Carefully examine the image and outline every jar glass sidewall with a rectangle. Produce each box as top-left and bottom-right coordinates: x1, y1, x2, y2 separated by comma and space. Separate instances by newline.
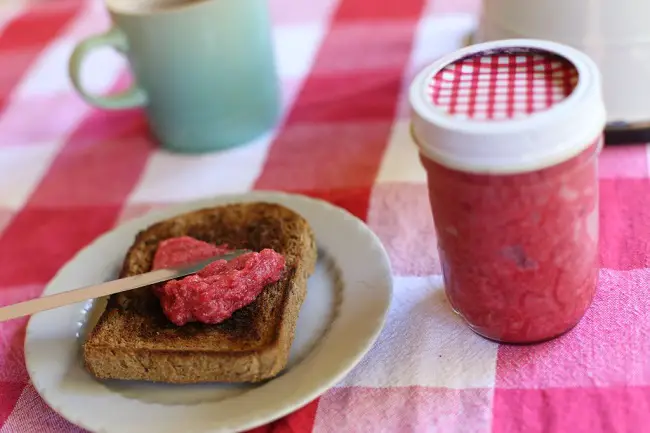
420, 138, 601, 344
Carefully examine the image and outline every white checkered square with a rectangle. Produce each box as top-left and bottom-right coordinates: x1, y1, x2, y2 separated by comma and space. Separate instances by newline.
408, 14, 477, 78
273, 23, 328, 79
375, 121, 427, 183
337, 275, 498, 388
128, 131, 274, 203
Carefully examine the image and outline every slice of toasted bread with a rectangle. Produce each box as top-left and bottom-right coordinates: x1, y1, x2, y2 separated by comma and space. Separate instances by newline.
83, 202, 317, 384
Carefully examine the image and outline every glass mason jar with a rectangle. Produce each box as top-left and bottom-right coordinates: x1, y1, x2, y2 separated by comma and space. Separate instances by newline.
409, 39, 606, 344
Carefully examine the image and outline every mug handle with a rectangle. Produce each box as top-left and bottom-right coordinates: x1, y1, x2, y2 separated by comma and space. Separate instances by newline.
68, 27, 148, 110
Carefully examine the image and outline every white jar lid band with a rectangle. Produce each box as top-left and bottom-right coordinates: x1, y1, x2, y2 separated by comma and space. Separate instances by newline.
410, 39, 606, 174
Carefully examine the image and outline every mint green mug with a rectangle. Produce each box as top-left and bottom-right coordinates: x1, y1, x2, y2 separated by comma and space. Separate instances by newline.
69, 0, 280, 153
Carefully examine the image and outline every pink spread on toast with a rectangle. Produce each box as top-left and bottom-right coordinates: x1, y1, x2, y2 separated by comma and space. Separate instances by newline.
152, 236, 232, 270
151, 236, 285, 326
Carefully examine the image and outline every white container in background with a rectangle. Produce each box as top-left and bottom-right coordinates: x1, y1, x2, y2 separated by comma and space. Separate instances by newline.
475, 0, 650, 125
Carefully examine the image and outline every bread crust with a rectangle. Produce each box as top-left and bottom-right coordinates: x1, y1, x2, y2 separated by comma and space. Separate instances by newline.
83, 202, 317, 383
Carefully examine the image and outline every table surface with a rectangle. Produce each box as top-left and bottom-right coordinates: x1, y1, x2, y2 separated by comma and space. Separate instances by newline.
0, 0, 648, 431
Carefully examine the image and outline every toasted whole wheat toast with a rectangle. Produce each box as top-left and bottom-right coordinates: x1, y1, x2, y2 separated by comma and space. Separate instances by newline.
83, 202, 317, 384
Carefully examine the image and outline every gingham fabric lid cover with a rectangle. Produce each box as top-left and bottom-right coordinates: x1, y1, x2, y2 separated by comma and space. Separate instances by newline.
428, 49, 579, 121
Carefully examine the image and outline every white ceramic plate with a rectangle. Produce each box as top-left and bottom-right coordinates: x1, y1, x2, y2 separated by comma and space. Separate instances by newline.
24, 191, 393, 433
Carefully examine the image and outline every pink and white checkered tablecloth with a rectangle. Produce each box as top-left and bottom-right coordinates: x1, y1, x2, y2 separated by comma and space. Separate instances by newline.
0, 0, 648, 431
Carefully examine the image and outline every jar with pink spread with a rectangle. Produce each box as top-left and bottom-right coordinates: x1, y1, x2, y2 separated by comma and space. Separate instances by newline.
409, 40, 606, 344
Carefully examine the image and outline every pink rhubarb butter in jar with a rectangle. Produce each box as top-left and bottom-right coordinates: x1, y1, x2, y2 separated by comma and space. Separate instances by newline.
409, 40, 606, 344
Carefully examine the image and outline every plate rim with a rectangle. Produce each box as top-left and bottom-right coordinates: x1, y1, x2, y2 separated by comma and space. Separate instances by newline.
24, 190, 393, 433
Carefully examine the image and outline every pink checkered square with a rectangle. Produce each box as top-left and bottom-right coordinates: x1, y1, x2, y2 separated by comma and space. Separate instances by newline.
288, 69, 407, 122
254, 121, 392, 190
428, 49, 578, 120
0, 94, 88, 147
27, 110, 153, 207
315, 386, 493, 432
312, 21, 423, 74
367, 183, 440, 276
0, 316, 30, 384
598, 145, 649, 179
0, 48, 47, 97
0, 285, 43, 383
492, 387, 650, 433
0, 207, 125, 286
496, 269, 650, 389
335, 0, 424, 20
599, 179, 650, 270
0, 381, 24, 430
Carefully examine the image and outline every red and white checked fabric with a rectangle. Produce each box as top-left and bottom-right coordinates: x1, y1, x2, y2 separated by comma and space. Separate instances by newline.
0, 0, 649, 432
429, 49, 579, 120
